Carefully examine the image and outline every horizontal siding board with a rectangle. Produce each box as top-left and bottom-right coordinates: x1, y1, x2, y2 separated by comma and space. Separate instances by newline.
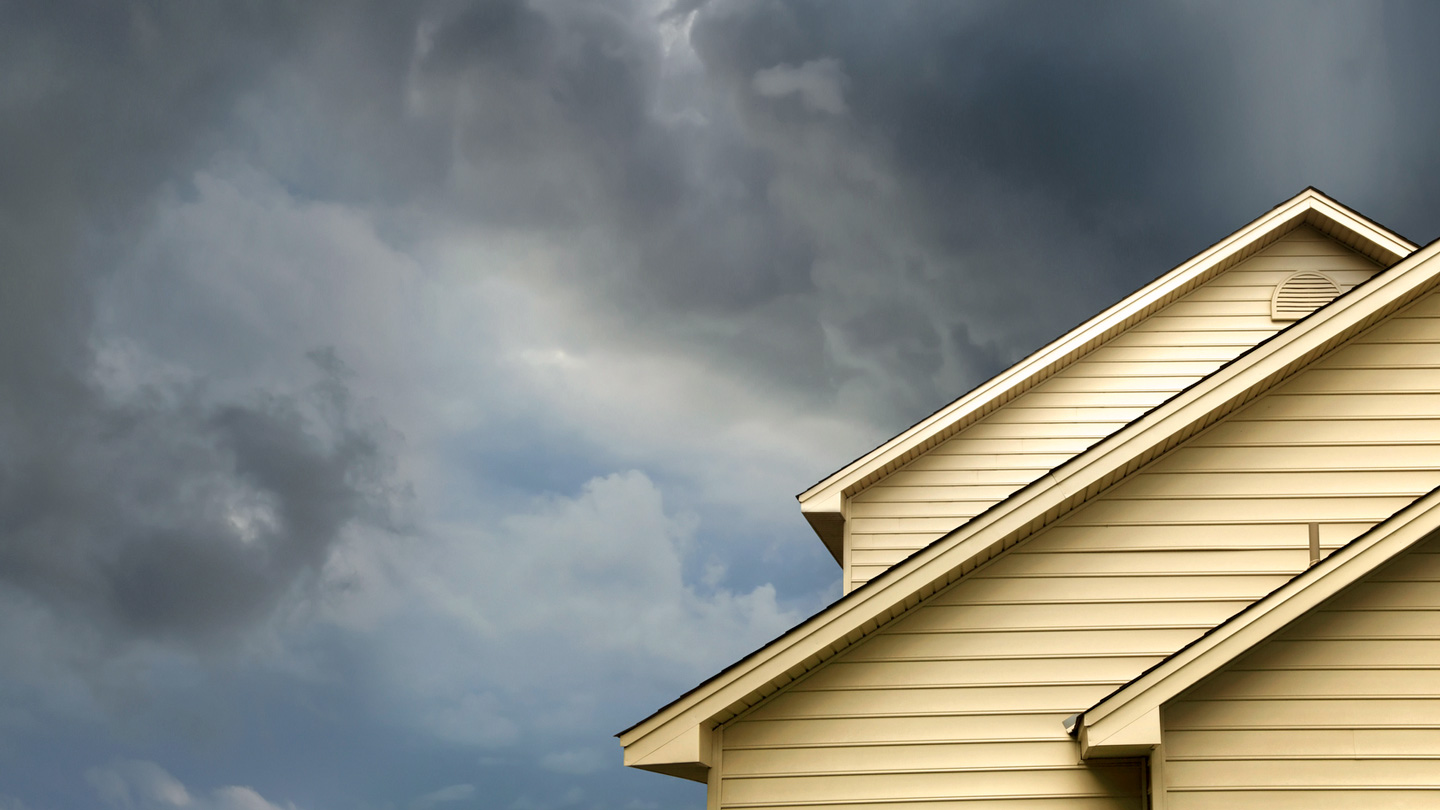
885, 601, 1247, 633
1206, 265, 1375, 283
978, 391, 1173, 409
979, 406, 1154, 424
722, 713, 1072, 748
851, 563, 911, 582
1109, 470, 1440, 498
798, 657, 1165, 690
979, 549, 1306, 577
741, 683, 1109, 721
1145, 444, 1440, 472
860, 469, 1042, 487
900, 453, 1075, 473
1193, 419, 1440, 446
852, 517, 979, 534
1062, 360, 1228, 377
1272, 367, 1440, 393
1167, 791, 1440, 810
1084, 343, 1257, 360
1338, 581, 1440, 609
844, 628, 1206, 661
1247, 238, 1373, 257
1029, 523, 1359, 549
1152, 300, 1269, 318
1167, 757, 1440, 788
1198, 668, 1440, 698
722, 740, 1080, 774
1240, 639, 1440, 669
1124, 317, 1286, 333
1166, 728, 1440, 759
720, 767, 1140, 805
1101, 330, 1279, 348
1063, 496, 1417, 525
1029, 375, 1203, 393
936, 422, 1123, 440
851, 498, 1014, 518
1175, 289, 1277, 306
718, 799, 1139, 810
1314, 340, 1440, 368
878, 437, 1099, 456
933, 574, 1291, 604
1238, 391, 1440, 418
1287, 608, 1440, 638
1394, 291, 1440, 318
852, 548, 954, 568
1350, 316, 1440, 342
1167, 698, 1440, 730
854, 486, 1032, 504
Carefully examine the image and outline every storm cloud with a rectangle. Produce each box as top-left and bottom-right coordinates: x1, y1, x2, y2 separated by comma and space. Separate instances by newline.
3, 1, 1440, 808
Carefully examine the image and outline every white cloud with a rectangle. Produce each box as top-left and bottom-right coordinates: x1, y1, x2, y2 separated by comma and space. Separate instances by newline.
423, 691, 521, 748
409, 783, 476, 810
305, 468, 803, 767
436, 470, 798, 671
753, 58, 849, 114
539, 748, 606, 776
85, 761, 295, 810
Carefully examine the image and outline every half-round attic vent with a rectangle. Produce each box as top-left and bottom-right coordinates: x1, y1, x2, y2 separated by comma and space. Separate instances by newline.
1272, 271, 1341, 321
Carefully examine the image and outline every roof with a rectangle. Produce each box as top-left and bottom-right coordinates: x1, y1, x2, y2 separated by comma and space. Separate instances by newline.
620, 196, 1436, 777
1077, 481, 1440, 759
797, 188, 1418, 562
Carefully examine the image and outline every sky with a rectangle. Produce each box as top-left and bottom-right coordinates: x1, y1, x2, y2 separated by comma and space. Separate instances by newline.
3, 1, 1440, 808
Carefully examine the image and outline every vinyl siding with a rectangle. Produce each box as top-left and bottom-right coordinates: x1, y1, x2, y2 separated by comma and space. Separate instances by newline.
1159, 532, 1440, 809
847, 226, 1384, 591
714, 287, 1440, 809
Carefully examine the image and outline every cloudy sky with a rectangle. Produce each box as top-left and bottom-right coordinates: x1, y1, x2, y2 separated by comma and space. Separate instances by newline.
4, 1, 1440, 808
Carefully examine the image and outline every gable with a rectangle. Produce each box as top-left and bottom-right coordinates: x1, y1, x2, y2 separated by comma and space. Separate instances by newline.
1157, 529, 1440, 808
800, 190, 1416, 571
845, 224, 1388, 591
682, 282, 1440, 806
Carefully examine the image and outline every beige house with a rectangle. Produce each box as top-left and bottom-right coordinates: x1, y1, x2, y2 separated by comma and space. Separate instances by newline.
620, 189, 1440, 808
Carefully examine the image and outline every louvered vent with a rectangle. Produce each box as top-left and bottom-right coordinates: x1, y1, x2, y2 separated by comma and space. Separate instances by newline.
1271, 271, 1341, 321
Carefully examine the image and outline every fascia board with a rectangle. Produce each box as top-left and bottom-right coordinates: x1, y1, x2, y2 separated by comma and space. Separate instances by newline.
1079, 706, 1161, 759
622, 722, 712, 782
797, 189, 1415, 513
622, 236, 1440, 753
1081, 482, 1440, 752
1304, 192, 1416, 259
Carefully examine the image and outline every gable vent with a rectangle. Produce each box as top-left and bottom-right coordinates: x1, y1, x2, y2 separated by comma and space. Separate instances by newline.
1272, 271, 1341, 321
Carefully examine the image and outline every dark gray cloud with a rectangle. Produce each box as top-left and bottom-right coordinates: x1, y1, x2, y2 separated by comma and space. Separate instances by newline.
0, 350, 403, 644
669, 0, 1440, 425
6, 1, 1440, 809
0, 3, 408, 649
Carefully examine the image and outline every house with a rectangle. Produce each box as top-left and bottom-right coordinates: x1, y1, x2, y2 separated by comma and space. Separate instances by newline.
619, 188, 1440, 808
